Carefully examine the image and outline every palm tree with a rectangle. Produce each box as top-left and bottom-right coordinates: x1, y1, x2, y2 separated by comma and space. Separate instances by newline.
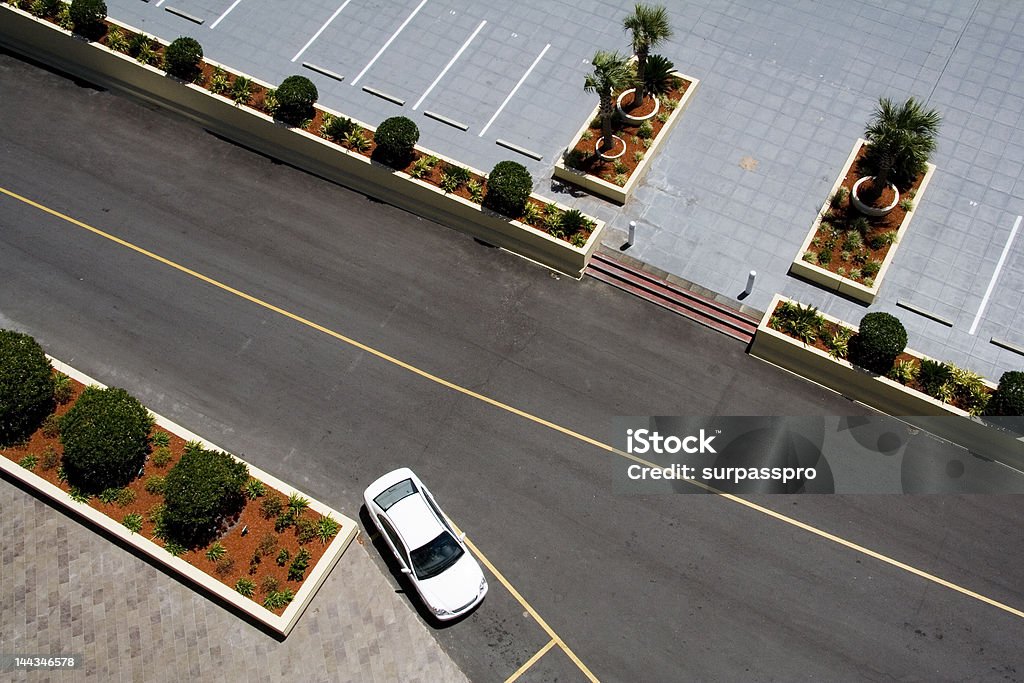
860, 97, 941, 194
584, 51, 632, 153
623, 4, 673, 106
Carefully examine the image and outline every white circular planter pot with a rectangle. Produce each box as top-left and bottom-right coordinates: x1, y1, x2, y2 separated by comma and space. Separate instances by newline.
851, 176, 899, 217
615, 89, 660, 124
596, 135, 626, 160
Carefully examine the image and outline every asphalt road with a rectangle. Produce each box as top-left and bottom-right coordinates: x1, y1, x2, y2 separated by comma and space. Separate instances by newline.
2, 51, 1023, 682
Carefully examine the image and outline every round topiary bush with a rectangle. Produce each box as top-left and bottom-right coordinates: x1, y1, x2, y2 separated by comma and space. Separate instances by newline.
373, 116, 419, 165
849, 311, 907, 375
274, 75, 318, 125
162, 445, 248, 546
60, 386, 151, 491
985, 371, 1024, 416
69, 0, 107, 36
164, 36, 203, 80
484, 161, 533, 217
0, 330, 55, 446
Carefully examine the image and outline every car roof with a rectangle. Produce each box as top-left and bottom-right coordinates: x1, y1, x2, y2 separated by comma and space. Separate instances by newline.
386, 491, 446, 550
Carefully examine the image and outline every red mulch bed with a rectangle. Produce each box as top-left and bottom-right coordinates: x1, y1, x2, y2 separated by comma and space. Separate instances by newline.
1, 372, 337, 615
565, 78, 692, 186
803, 146, 927, 283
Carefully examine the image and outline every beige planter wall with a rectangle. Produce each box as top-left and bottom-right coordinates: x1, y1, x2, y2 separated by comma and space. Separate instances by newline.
553, 72, 699, 204
789, 139, 936, 304
0, 7, 603, 278
750, 294, 1024, 471
0, 356, 359, 636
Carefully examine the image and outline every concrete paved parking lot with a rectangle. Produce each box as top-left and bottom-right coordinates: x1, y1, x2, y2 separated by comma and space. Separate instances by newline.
104, 0, 1024, 382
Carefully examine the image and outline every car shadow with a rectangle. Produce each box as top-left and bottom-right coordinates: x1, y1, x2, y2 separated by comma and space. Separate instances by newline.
358, 505, 480, 629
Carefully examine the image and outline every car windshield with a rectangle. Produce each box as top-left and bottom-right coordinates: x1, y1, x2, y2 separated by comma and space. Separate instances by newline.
410, 531, 464, 580
374, 478, 417, 511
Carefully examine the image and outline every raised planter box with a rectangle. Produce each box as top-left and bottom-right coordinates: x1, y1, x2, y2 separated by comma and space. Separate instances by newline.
749, 294, 1024, 472
789, 139, 936, 304
0, 6, 604, 279
0, 356, 358, 636
552, 71, 699, 205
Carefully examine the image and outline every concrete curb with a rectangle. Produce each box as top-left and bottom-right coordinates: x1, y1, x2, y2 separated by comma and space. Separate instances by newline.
0, 355, 359, 637
749, 294, 1024, 471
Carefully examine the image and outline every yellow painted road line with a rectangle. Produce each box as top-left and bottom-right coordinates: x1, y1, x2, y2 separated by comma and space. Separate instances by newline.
504, 638, 557, 683
5, 187, 1023, 653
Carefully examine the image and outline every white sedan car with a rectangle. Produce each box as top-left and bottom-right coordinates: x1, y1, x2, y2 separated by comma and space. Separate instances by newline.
363, 468, 488, 621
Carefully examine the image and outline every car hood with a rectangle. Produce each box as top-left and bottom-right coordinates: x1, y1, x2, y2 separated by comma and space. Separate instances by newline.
418, 553, 486, 612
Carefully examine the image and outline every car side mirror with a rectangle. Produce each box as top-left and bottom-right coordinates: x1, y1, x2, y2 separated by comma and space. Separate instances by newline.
400, 567, 412, 575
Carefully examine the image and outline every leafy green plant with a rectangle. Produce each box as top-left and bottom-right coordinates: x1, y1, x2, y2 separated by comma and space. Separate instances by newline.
258, 532, 278, 557
214, 555, 235, 577
263, 589, 294, 610
467, 180, 484, 203
151, 446, 172, 468
122, 512, 144, 533
60, 386, 151, 492
827, 328, 854, 360
276, 548, 290, 567
56, 3, 73, 29
295, 518, 317, 545
275, 511, 294, 532
320, 113, 353, 141
41, 446, 60, 471
484, 161, 533, 218
829, 187, 849, 208
613, 159, 628, 175
570, 232, 588, 248
888, 359, 919, 385
69, 487, 91, 503
40, 413, 61, 439
316, 515, 341, 544
614, 173, 629, 186
57, 465, 68, 482
69, 0, 107, 37
869, 231, 898, 249
30, 0, 62, 17
231, 76, 253, 105
0, 329, 55, 446
343, 128, 370, 153
633, 150, 645, 163
163, 540, 187, 557
162, 445, 248, 546
261, 88, 279, 115
53, 372, 74, 405
244, 478, 266, 499
849, 312, 907, 375
19, 454, 38, 470
898, 198, 915, 211
637, 120, 654, 140
260, 576, 279, 594
164, 36, 203, 81
656, 111, 669, 124
288, 548, 312, 581
248, 551, 261, 574
520, 201, 542, 225
770, 302, 824, 345
116, 487, 136, 507
274, 75, 318, 125
581, 129, 595, 142
985, 371, 1024, 416
135, 42, 160, 67
151, 431, 170, 448
862, 260, 881, 277
623, 3, 673, 105
409, 154, 438, 179
639, 53, 677, 100
205, 542, 227, 562
816, 249, 832, 266
849, 267, 863, 280
861, 97, 941, 189
260, 495, 283, 519
235, 578, 256, 597
287, 493, 310, 518
209, 66, 230, 95
144, 475, 166, 495
802, 251, 818, 265
373, 116, 419, 165
841, 231, 863, 251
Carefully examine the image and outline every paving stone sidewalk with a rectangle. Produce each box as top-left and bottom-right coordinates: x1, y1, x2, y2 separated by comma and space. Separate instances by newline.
0, 479, 468, 683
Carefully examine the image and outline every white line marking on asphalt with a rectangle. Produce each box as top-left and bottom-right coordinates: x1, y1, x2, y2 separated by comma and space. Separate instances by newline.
291, 0, 354, 63
479, 43, 549, 137
155, 0, 167, 6
969, 214, 1021, 335
351, 0, 429, 86
412, 19, 486, 110
210, 0, 243, 29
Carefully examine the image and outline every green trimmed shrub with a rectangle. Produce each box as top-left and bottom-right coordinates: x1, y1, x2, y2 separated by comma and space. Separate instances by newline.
849, 312, 907, 375
164, 37, 203, 81
985, 371, 1024, 416
484, 161, 532, 218
373, 116, 419, 165
0, 330, 55, 445
59, 386, 151, 491
162, 446, 248, 546
69, 0, 107, 36
274, 75, 318, 125
30, 0, 62, 18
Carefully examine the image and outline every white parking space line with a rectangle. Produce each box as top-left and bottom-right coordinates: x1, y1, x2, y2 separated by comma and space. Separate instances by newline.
291, 0, 355, 63
210, 0, 243, 30
412, 19, 486, 111
155, 0, 167, 6
350, 0, 429, 86
479, 43, 550, 138
970, 214, 1022, 335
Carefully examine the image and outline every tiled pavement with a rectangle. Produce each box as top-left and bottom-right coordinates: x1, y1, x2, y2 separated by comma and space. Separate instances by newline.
0, 479, 468, 682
